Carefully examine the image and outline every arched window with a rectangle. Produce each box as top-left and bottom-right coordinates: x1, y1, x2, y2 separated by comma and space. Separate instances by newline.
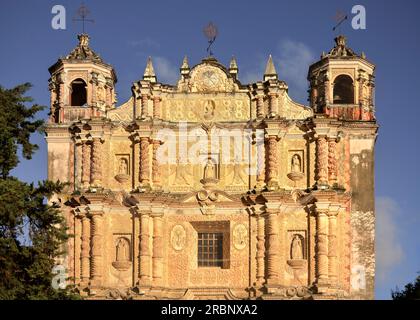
70, 79, 87, 106
333, 75, 354, 104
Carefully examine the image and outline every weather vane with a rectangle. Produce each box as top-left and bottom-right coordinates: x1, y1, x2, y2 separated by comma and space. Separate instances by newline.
203, 22, 218, 56
332, 10, 348, 33
73, 2, 94, 33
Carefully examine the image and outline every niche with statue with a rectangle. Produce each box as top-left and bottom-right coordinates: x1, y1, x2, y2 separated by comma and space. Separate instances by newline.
287, 151, 304, 187
286, 231, 307, 269
114, 155, 130, 183
112, 236, 132, 271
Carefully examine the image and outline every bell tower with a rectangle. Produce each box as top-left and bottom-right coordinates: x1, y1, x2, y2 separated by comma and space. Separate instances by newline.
308, 35, 375, 120
48, 34, 117, 123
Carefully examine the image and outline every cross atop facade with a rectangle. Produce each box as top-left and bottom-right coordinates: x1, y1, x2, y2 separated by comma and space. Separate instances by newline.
73, 3, 94, 33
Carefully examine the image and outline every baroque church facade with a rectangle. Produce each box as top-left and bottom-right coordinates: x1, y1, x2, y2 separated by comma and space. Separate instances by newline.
46, 33, 377, 299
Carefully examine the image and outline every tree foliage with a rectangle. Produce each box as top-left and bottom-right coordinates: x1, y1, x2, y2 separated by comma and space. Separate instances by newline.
392, 275, 420, 300
0, 83, 80, 299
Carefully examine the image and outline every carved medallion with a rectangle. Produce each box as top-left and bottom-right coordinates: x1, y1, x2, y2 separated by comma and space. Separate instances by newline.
171, 224, 186, 251
233, 223, 248, 250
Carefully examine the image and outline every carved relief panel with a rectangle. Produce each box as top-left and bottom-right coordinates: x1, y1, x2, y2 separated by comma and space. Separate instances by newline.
162, 96, 250, 122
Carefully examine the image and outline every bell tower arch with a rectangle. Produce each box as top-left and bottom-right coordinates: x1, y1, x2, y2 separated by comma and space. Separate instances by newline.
48, 34, 117, 123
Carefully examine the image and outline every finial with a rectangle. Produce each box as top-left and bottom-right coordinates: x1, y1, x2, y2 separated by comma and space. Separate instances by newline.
78, 33, 90, 47
180, 55, 190, 76
229, 56, 238, 70
335, 35, 347, 47
229, 56, 238, 79
264, 54, 278, 81
143, 56, 156, 83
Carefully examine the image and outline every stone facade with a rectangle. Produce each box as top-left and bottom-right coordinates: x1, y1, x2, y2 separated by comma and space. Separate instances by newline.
46, 34, 378, 299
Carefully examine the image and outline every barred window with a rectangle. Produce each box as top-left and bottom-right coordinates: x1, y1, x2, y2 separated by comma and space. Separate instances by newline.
198, 233, 223, 267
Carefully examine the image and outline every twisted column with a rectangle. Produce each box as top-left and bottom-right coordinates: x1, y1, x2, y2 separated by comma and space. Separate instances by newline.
265, 210, 280, 285
90, 138, 102, 187
256, 139, 265, 190
328, 210, 338, 285
266, 136, 279, 189
75, 142, 83, 190
315, 207, 329, 287
139, 137, 150, 186
138, 212, 151, 286
256, 95, 264, 118
141, 94, 149, 118
152, 140, 161, 187
153, 96, 161, 119
152, 214, 164, 286
80, 214, 90, 284
82, 141, 91, 189
328, 138, 337, 184
89, 211, 103, 286
269, 93, 278, 116
316, 136, 328, 188
256, 213, 265, 285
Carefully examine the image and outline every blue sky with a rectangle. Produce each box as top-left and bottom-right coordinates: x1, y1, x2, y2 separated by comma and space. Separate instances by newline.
0, 0, 419, 299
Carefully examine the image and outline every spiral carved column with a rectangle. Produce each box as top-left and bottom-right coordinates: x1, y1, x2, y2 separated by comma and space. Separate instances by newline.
89, 211, 103, 287
152, 140, 161, 188
139, 137, 150, 187
152, 214, 164, 286
81, 142, 91, 189
256, 213, 265, 285
139, 213, 151, 286
328, 138, 337, 184
328, 210, 338, 285
153, 96, 161, 119
90, 138, 102, 187
269, 93, 278, 116
141, 94, 149, 118
266, 136, 279, 190
265, 210, 280, 285
256, 140, 265, 190
316, 136, 329, 188
80, 214, 90, 284
315, 208, 329, 287
256, 95, 264, 118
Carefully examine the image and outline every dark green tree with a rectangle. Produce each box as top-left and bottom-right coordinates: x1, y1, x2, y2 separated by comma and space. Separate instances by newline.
392, 274, 420, 300
0, 83, 80, 299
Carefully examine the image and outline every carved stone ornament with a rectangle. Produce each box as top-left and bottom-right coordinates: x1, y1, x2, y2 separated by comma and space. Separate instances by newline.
233, 223, 248, 250
196, 189, 219, 215
170, 224, 187, 251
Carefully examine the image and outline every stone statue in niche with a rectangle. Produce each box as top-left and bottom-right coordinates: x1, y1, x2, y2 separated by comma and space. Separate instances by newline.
231, 156, 246, 185
118, 158, 128, 175
287, 153, 304, 187
116, 237, 130, 262
291, 154, 302, 173
174, 158, 191, 185
112, 237, 131, 270
204, 158, 216, 180
290, 234, 304, 260
115, 157, 130, 183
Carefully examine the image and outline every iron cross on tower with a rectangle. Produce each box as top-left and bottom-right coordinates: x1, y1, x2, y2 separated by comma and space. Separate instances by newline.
73, 3, 94, 33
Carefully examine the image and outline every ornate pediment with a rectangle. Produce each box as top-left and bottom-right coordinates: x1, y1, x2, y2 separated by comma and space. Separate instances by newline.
177, 58, 239, 93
